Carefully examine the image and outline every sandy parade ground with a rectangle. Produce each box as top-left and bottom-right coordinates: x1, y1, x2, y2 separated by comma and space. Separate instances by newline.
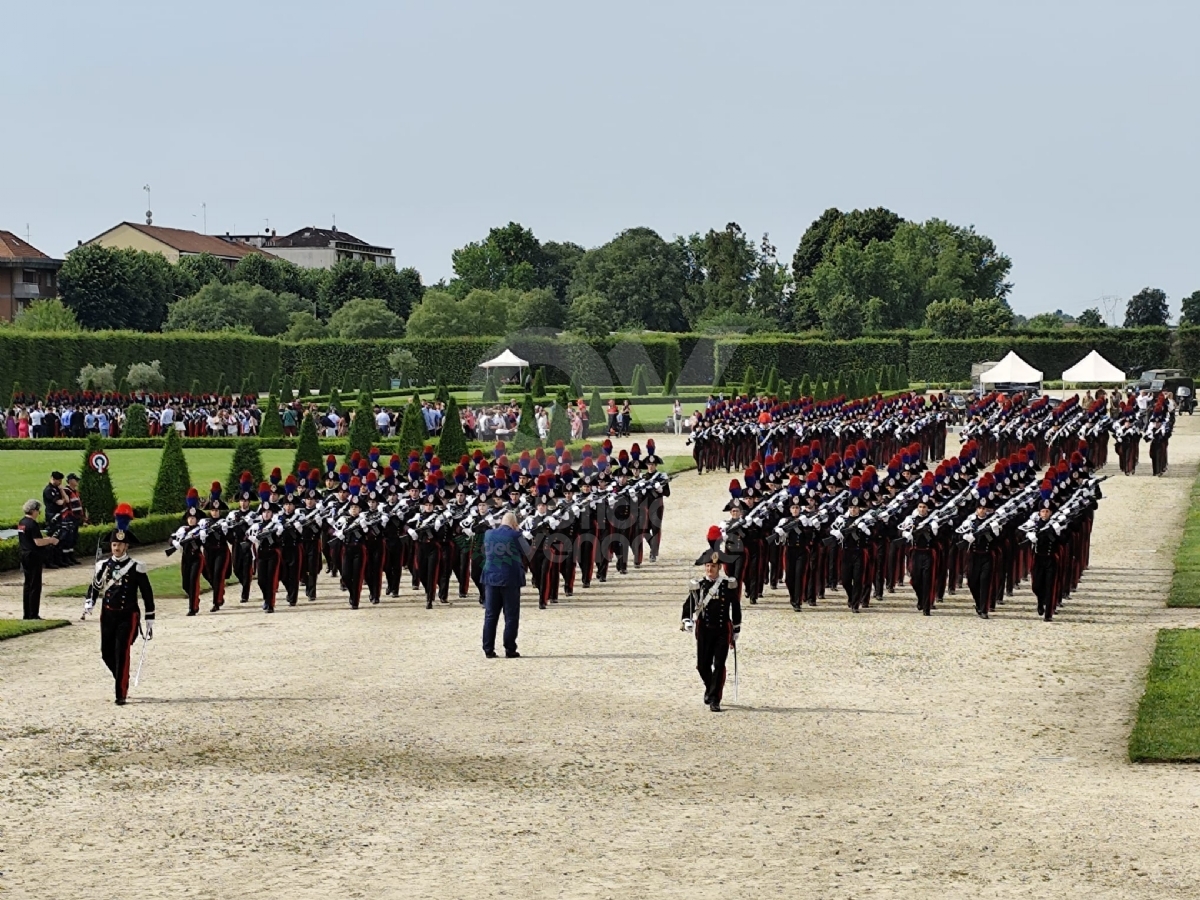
4, 414, 1200, 900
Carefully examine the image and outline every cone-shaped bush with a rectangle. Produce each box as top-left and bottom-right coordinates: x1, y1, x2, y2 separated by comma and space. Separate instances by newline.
227, 438, 265, 493
482, 369, 499, 402
328, 387, 342, 413
397, 396, 428, 456
318, 372, 330, 396
548, 388, 572, 445
589, 389, 605, 435
570, 370, 584, 400
661, 370, 676, 397
765, 366, 779, 396
268, 372, 280, 399
518, 392, 540, 444
260, 391, 284, 437
347, 389, 377, 460
124, 403, 149, 438
437, 395, 468, 463
150, 426, 192, 514
532, 367, 546, 399
79, 434, 118, 524
741, 365, 757, 397
190, 379, 201, 397
435, 377, 450, 406
292, 411, 324, 475
9, 381, 20, 407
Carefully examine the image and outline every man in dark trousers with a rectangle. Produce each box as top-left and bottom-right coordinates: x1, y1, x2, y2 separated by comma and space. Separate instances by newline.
83, 506, 155, 705
681, 550, 740, 712
481, 511, 530, 658
18, 499, 59, 619
42, 471, 68, 567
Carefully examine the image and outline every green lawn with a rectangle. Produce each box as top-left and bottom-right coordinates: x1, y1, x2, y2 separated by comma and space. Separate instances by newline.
1129, 629, 1200, 761
53, 563, 186, 600
1168, 470, 1200, 607
0, 448, 295, 521
0, 618, 70, 640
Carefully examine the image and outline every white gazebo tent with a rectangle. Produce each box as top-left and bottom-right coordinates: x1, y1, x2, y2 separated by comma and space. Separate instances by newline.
478, 348, 530, 384
979, 351, 1043, 387
1061, 350, 1126, 385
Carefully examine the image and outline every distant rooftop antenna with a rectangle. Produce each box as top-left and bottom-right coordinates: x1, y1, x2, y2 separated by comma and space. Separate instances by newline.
143, 184, 152, 225
25, 223, 31, 242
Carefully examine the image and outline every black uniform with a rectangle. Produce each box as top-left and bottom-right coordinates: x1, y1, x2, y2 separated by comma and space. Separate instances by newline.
682, 572, 741, 710
86, 555, 155, 704
17, 515, 45, 619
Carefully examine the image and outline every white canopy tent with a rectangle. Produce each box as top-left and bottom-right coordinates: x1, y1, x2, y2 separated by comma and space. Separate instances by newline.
979, 351, 1043, 387
1061, 350, 1126, 384
478, 349, 529, 369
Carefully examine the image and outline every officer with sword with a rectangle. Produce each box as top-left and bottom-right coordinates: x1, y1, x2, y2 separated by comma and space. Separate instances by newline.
681, 549, 741, 712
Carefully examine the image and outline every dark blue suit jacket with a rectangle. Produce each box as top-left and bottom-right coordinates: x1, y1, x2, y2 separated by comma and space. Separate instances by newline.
481, 525, 528, 587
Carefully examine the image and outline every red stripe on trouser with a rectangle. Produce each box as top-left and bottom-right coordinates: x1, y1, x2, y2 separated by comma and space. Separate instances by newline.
192, 554, 203, 613
269, 549, 282, 609
118, 611, 139, 701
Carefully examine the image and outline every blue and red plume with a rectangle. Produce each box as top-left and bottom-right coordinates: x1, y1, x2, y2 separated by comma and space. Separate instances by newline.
349, 476, 361, 498
186, 488, 199, 511
326, 454, 337, 474
114, 503, 134, 532
729, 479, 742, 498
210, 481, 222, 502
269, 467, 282, 487
258, 482, 272, 505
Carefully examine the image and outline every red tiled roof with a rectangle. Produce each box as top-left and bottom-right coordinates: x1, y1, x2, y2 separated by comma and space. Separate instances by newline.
0, 231, 53, 261
103, 222, 272, 259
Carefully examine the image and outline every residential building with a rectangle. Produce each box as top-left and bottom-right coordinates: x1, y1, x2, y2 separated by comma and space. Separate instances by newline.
0, 231, 63, 322
82, 222, 271, 270
258, 226, 395, 270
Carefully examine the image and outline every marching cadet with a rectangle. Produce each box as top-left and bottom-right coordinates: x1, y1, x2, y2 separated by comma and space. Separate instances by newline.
363, 480, 388, 604
414, 486, 450, 609
905, 495, 938, 615
681, 549, 741, 713
1030, 489, 1061, 621
228, 472, 257, 603
83, 506, 155, 705
777, 495, 808, 611
297, 484, 324, 601
833, 483, 870, 613
337, 486, 368, 609
278, 487, 302, 606
642, 443, 671, 563
168, 491, 205, 616
250, 483, 285, 613
963, 498, 999, 619
201, 482, 230, 612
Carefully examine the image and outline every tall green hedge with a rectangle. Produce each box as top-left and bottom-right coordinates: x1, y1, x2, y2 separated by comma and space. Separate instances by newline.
0, 331, 279, 397
717, 337, 907, 385
907, 329, 1171, 382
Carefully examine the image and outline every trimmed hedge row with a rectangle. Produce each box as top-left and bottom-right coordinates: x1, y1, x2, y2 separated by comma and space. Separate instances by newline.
0, 437, 351, 452
0, 512, 180, 573
907, 329, 1171, 382
0, 332, 280, 397
3, 328, 1188, 402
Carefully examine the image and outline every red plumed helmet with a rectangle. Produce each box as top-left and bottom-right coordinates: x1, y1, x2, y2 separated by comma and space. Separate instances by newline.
706, 525, 722, 542
849, 476, 862, 491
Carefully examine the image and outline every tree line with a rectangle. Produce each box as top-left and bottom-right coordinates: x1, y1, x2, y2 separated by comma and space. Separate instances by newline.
9, 209, 1196, 339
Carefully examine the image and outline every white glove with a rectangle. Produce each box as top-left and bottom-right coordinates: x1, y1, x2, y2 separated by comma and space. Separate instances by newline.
880, 512, 889, 523
1052, 523, 1063, 535
408, 528, 418, 541
930, 522, 939, 536
857, 521, 872, 536
901, 531, 913, 543
964, 532, 975, 545
145, 620, 154, 640
774, 526, 785, 537
991, 521, 1001, 536
681, 618, 693, 632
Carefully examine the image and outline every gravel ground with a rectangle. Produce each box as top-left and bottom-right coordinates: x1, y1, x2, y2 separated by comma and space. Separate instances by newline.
3, 424, 1200, 900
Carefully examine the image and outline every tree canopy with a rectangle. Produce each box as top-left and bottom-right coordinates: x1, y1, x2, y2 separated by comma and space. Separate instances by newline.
1124, 287, 1169, 328
326, 297, 406, 339
164, 281, 304, 336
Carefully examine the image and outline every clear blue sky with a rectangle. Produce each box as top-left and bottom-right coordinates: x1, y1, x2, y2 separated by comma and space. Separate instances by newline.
6, 1, 1197, 320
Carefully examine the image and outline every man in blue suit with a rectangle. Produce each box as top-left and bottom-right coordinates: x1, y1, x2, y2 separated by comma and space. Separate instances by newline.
481, 512, 530, 658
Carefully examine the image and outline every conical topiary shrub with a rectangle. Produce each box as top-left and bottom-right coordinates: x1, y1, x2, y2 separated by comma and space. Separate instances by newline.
547, 388, 572, 445
79, 434, 118, 524
227, 438, 265, 493
397, 395, 428, 456
150, 426, 192, 514
124, 403, 149, 438
437, 395, 468, 463
292, 410, 324, 475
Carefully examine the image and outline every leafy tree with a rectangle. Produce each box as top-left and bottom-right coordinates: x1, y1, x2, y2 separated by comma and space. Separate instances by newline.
326, 297, 405, 339
150, 426, 192, 514
451, 222, 543, 292
260, 392, 284, 438
318, 259, 374, 317
58, 245, 135, 330
227, 438, 265, 492
693, 307, 779, 334
283, 311, 328, 341
79, 434, 118, 523
178, 252, 231, 289
539, 240, 585, 301
165, 281, 301, 336
547, 389, 572, 445
821, 295, 864, 339
388, 347, 418, 386
77, 363, 117, 392
126, 360, 166, 392
792, 207, 904, 283
682, 222, 759, 322
12, 298, 82, 332
508, 288, 565, 331
406, 289, 507, 338
231, 253, 284, 293
124, 403, 149, 437
1026, 312, 1065, 330
1124, 287, 1169, 327
397, 396, 428, 455
1179, 292, 1200, 327
969, 298, 1014, 336
569, 228, 689, 331
437, 395, 469, 463
924, 298, 973, 337
566, 292, 609, 339
292, 411, 324, 475
1077, 307, 1106, 328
